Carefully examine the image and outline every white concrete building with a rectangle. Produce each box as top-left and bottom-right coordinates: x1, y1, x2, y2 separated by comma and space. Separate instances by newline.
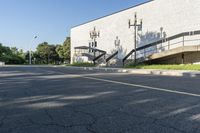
71, 0, 200, 65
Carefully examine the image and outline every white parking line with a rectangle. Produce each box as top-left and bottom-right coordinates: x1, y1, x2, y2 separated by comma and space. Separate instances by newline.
37, 67, 200, 98
83, 76, 200, 98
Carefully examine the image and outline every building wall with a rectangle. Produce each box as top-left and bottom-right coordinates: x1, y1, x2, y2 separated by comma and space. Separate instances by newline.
150, 52, 200, 64
70, 0, 200, 63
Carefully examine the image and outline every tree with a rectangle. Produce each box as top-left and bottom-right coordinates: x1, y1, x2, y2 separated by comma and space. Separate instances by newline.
55, 37, 71, 63
0, 43, 12, 56
0, 43, 3, 56
11, 47, 18, 55
36, 42, 50, 64
63, 37, 71, 61
56, 45, 64, 62
0, 43, 25, 64
18, 49, 25, 58
48, 44, 60, 64
0, 38, 71, 65
35, 42, 60, 64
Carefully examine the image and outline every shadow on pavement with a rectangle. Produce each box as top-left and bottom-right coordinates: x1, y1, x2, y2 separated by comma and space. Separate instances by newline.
0, 66, 200, 133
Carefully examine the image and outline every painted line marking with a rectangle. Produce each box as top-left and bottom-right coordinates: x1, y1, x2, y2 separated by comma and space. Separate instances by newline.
38, 67, 200, 98
83, 76, 200, 98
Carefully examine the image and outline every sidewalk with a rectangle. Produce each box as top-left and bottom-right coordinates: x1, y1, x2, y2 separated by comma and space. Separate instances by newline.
4, 65, 200, 77
65, 66, 200, 77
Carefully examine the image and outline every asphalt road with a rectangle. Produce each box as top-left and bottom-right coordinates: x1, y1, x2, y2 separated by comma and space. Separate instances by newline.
0, 66, 200, 133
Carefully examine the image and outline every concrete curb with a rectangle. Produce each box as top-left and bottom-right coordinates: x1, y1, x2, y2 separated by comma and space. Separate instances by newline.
65, 66, 200, 77
3, 65, 200, 77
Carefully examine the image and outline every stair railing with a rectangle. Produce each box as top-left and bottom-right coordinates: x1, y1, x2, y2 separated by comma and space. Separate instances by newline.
93, 51, 106, 65
123, 30, 200, 66
106, 51, 118, 63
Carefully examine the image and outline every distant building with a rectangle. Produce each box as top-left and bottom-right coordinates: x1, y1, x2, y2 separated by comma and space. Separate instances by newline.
71, 0, 200, 66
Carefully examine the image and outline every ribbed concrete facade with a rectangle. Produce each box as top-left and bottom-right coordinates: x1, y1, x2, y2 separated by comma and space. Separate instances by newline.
70, 0, 200, 64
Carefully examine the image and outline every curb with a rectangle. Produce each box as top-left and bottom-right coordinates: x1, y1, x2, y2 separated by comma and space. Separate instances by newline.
3, 65, 200, 77
65, 66, 200, 77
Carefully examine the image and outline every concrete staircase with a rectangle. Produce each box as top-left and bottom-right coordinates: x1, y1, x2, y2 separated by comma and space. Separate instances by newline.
107, 59, 123, 68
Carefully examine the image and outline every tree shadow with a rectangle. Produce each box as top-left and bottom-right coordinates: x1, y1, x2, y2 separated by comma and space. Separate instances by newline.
0, 67, 200, 132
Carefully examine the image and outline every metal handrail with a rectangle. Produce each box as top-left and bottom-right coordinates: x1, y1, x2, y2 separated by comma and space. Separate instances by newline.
106, 51, 118, 62
123, 30, 200, 65
93, 52, 106, 62
74, 46, 106, 53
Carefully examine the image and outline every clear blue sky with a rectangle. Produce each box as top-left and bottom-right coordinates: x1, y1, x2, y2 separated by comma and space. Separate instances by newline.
0, 0, 148, 51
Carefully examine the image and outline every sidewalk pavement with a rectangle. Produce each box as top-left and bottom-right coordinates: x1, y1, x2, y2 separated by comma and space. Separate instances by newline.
65, 66, 200, 77
3, 65, 200, 77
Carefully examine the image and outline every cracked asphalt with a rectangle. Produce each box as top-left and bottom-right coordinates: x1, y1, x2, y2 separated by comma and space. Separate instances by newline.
1, 66, 200, 133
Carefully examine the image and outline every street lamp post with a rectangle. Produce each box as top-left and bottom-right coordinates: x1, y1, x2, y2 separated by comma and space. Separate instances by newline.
90, 27, 100, 65
29, 36, 38, 65
128, 13, 143, 64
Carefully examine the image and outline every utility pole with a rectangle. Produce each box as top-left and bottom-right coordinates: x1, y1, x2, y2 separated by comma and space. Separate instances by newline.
128, 13, 143, 64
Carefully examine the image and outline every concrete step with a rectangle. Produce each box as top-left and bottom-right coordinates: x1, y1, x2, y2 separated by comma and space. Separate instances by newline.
107, 59, 123, 68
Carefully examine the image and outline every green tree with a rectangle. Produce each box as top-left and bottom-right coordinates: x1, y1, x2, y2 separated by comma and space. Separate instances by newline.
11, 47, 18, 55
63, 37, 71, 61
0, 44, 12, 56
48, 44, 60, 64
55, 37, 71, 63
0, 43, 3, 56
0, 43, 25, 64
36, 42, 60, 64
36, 42, 49, 64
56, 45, 64, 62
18, 49, 25, 58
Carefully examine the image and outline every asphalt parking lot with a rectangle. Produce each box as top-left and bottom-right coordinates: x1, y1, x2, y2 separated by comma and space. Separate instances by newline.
0, 66, 200, 133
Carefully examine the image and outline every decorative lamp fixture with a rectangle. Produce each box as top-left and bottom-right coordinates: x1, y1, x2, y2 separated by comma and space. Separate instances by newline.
128, 12, 143, 64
